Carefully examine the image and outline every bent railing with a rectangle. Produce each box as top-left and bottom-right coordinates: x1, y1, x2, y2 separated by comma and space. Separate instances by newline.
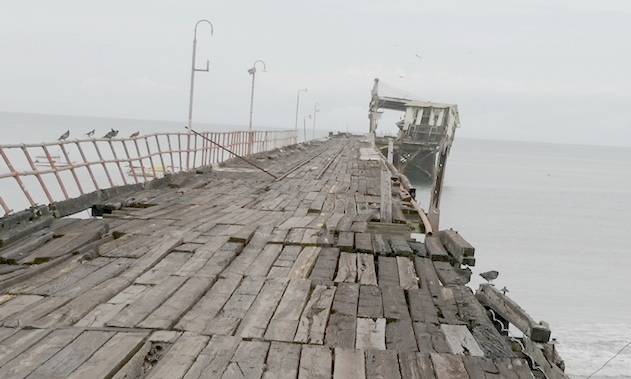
0, 130, 297, 216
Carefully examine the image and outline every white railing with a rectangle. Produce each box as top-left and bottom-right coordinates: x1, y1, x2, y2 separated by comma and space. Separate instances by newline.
0, 130, 297, 216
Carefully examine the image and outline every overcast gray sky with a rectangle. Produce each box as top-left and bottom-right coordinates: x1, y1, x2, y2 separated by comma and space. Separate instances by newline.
1, 0, 630, 146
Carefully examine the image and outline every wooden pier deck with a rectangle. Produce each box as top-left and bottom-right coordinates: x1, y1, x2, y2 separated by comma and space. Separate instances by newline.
0, 135, 567, 379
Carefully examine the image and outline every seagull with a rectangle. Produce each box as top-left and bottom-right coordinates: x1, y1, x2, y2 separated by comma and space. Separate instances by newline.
58, 130, 69, 140
103, 128, 119, 138
500, 286, 509, 295
415, 54, 422, 59
479, 270, 499, 284
85, 129, 95, 137
130, 131, 139, 138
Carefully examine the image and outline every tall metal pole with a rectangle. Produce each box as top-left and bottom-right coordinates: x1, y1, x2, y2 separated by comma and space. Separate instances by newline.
294, 88, 307, 130
303, 115, 311, 143
312, 103, 320, 140
248, 60, 267, 132
187, 20, 213, 130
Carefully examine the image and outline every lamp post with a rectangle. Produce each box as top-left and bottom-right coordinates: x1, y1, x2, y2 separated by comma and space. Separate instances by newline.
312, 103, 320, 140
248, 60, 267, 132
187, 20, 213, 130
294, 88, 307, 130
303, 114, 311, 143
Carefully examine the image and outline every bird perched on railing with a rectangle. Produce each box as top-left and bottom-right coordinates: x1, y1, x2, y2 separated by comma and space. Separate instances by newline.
58, 130, 69, 140
480, 270, 499, 284
130, 131, 139, 138
85, 129, 95, 137
103, 129, 119, 138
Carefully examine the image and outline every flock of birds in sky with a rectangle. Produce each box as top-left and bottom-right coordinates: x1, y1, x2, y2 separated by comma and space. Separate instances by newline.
57, 129, 140, 140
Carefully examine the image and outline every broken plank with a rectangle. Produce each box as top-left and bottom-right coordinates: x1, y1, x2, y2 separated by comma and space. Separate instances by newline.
357, 253, 377, 285
334, 252, 357, 283
397, 256, 419, 290
294, 285, 336, 344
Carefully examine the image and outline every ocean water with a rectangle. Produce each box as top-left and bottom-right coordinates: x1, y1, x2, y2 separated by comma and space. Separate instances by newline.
1, 112, 631, 378
411, 138, 631, 379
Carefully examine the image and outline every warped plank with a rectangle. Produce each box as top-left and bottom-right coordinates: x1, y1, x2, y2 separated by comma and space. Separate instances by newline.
294, 285, 336, 344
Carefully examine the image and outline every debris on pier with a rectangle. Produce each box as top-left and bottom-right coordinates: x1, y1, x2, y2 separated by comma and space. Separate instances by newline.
0, 135, 568, 378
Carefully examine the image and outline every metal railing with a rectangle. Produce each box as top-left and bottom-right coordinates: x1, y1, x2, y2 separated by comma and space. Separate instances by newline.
0, 130, 297, 216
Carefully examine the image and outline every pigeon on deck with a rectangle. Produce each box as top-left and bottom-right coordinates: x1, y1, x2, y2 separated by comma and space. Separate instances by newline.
103, 129, 119, 138
85, 129, 95, 137
130, 131, 139, 138
479, 270, 499, 284
58, 130, 70, 140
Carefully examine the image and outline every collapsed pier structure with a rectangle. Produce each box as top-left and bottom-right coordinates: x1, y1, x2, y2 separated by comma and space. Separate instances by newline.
0, 130, 569, 378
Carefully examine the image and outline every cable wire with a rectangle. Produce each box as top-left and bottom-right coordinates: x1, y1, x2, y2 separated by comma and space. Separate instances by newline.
586, 340, 631, 379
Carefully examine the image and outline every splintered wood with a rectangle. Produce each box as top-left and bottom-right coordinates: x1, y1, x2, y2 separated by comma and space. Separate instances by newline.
0, 136, 560, 379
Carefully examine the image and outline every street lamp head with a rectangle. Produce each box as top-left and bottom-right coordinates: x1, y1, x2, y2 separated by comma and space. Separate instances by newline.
315, 103, 320, 113
252, 60, 267, 73
248, 67, 256, 75
304, 115, 312, 120
194, 20, 214, 36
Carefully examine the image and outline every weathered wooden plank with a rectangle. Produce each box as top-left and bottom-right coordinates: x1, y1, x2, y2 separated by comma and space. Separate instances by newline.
30, 258, 110, 296
413, 322, 452, 354
334, 252, 357, 283
366, 349, 401, 379
195, 241, 244, 279
380, 169, 392, 224
355, 232, 373, 253
301, 228, 320, 246
372, 234, 392, 256
264, 278, 311, 342
357, 253, 378, 285
285, 228, 306, 245
139, 276, 216, 329
54, 258, 133, 299
358, 285, 383, 318
461, 356, 495, 379
30, 274, 132, 328
106, 275, 187, 328
136, 252, 190, 285
0, 329, 52, 368
324, 283, 359, 349
25, 331, 114, 379
398, 352, 437, 379
0, 294, 44, 322
356, 318, 386, 350
246, 243, 283, 277
397, 256, 419, 290
145, 333, 210, 379
337, 231, 354, 252
262, 342, 301, 379
386, 318, 418, 352
121, 231, 184, 280
65, 331, 148, 379
205, 276, 266, 336
377, 256, 399, 287
439, 229, 475, 263
298, 345, 332, 379
431, 353, 470, 379
289, 246, 321, 279
381, 285, 410, 320
183, 335, 241, 379
229, 224, 259, 244
333, 348, 366, 379
3, 296, 71, 328
390, 235, 414, 256
220, 340, 270, 379
408, 288, 440, 324
432, 261, 463, 287
0, 328, 81, 379
424, 236, 450, 262
175, 273, 243, 333
452, 286, 515, 359
269, 228, 290, 244
309, 247, 340, 285
273, 245, 304, 268
294, 285, 336, 344
441, 324, 485, 356
476, 283, 551, 343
